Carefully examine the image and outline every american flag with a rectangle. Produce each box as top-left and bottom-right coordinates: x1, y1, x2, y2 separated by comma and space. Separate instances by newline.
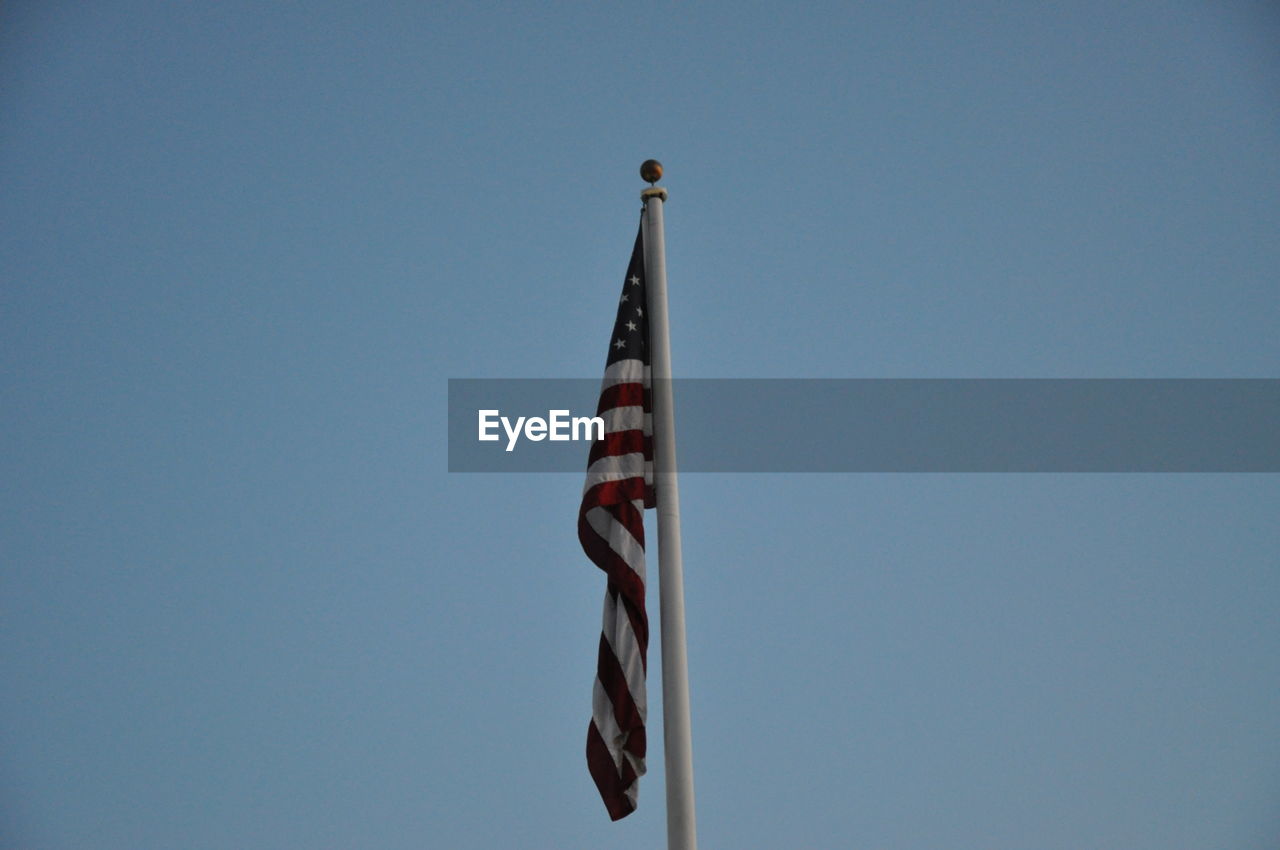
579, 223, 654, 820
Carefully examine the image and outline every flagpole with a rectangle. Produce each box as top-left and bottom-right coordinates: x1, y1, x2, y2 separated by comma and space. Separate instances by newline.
639, 160, 698, 850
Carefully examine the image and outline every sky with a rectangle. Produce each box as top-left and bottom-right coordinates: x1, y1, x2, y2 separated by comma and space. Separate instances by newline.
2, 2, 1278, 848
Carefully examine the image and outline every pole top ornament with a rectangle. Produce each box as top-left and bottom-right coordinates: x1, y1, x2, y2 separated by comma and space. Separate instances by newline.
640, 159, 663, 184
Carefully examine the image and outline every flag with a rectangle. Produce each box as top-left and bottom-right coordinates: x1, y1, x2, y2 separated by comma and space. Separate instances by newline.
580, 223, 654, 820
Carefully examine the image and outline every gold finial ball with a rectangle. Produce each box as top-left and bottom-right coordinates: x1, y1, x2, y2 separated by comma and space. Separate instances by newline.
640, 159, 663, 184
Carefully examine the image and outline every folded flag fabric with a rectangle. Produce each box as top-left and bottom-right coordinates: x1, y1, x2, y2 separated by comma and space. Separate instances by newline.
579, 224, 654, 821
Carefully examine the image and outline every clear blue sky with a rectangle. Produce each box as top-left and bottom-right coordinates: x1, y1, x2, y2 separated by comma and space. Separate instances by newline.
2, 2, 1278, 848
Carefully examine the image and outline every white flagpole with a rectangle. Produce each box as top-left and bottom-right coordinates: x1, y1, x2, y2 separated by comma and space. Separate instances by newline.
640, 160, 698, 850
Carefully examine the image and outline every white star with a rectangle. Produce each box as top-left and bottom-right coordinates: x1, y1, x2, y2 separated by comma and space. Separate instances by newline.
629, 275, 641, 286
613, 338, 626, 349
634, 307, 643, 317
625, 320, 637, 332
620, 293, 629, 303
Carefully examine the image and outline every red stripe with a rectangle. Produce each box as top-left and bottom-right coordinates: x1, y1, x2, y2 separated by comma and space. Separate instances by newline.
597, 382, 647, 414
581, 475, 649, 512
578, 498, 642, 560
603, 581, 648, 669
596, 631, 644, 733
586, 722, 639, 821
577, 512, 647, 649
587, 429, 649, 470
580, 483, 648, 537
617, 588, 648, 668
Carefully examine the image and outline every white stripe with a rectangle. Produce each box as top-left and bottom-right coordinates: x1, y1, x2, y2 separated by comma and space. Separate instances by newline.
591, 680, 647, 780
591, 680, 627, 770
582, 452, 648, 493
601, 359, 648, 389
599, 589, 648, 722
623, 767, 641, 806
598, 598, 648, 729
597, 405, 652, 436
585, 506, 646, 581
